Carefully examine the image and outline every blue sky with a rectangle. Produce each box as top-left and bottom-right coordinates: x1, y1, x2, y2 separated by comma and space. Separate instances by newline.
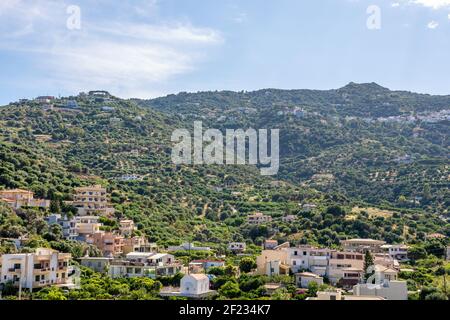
0, 0, 450, 104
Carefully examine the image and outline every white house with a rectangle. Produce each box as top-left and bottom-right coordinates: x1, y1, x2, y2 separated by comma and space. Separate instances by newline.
228, 242, 246, 253
296, 272, 324, 288
180, 274, 211, 297
353, 280, 408, 300
380, 244, 409, 261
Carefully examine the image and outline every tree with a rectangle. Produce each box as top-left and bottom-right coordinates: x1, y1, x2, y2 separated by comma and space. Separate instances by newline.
239, 257, 257, 273
219, 281, 241, 299
307, 282, 319, 297
363, 251, 374, 281
408, 246, 427, 261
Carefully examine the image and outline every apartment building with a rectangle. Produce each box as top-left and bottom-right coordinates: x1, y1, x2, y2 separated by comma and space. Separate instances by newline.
72, 185, 115, 216
75, 216, 102, 240
123, 236, 158, 255
328, 251, 364, 286
86, 232, 124, 257
340, 239, 386, 253
0, 248, 71, 290
381, 244, 409, 261
45, 214, 78, 241
119, 219, 136, 236
256, 249, 290, 276
0, 189, 50, 210
109, 252, 181, 279
247, 212, 273, 225
288, 246, 331, 275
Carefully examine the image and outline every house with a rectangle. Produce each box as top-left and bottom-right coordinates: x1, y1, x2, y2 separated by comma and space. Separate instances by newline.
80, 257, 112, 273
296, 272, 324, 288
263, 283, 285, 295
228, 242, 246, 253
247, 212, 272, 225
381, 244, 409, 261
0, 189, 50, 209
109, 252, 182, 279
35, 96, 55, 104
353, 280, 408, 300
160, 274, 217, 299
307, 289, 386, 300
189, 260, 225, 273
66, 100, 79, 109
264, 240, 279, 250
282, 215, 297, 223
373, 265, 399, 283
119, 219, 136, 236
328, 251, 364, 286
340, 268, 364, 290
340, 239, 386, 253
301, 203, 317, 212
374, 253, 400, 269
288, 246, 331, 275
167, 242, 211, 252
86, 232, 124, 257
72, 185, 115, 216
122, 236, 157, 255
0, 248, 72, 290
45, 214, 78, 241
256, 249, 290, 276
75, 216, 102, 240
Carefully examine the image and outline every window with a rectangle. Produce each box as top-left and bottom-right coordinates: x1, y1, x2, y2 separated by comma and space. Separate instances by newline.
35, 275, 40, 282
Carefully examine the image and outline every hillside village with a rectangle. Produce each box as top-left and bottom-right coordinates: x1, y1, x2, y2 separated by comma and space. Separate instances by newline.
0, 185, 449, 300
0, 89, 449, 301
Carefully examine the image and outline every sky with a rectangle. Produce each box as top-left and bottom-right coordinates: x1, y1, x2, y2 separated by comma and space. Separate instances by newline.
0, 0, 450, 104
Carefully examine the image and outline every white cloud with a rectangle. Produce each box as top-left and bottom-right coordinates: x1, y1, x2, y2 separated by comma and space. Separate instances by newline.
0, 0, 224, 98
427, 20, 439, 28
411, 0, 450, 9
391, 2, 401, 7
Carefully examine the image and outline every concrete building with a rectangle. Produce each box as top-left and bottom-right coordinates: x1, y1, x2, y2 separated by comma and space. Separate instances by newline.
228, 242, 246, 253
109, 252, 181, 279
72, 185, 115, 216
122, 236, 158, 255
353, 280, 408, 300
167, 242, 211, 252
247, 212, 272, 225
264, 240, 279, 250
119, 220, 136, 236
80, 257, 112, 273
380, 244, 409, 261
160, 274, 217, 299
296, 272, 324, 288
0, 189, 50, 209
0, 248, 72, 290
75, 216, 102, 239
340, 239, 386, 253
288, 246, 331, 275
86, 232, 124, 257
328, 251, 364, 286
45, 214, 78, 241
256, 249, 290, 276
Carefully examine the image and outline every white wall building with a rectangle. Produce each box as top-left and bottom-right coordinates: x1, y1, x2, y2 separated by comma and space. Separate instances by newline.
353, 281, 408, 300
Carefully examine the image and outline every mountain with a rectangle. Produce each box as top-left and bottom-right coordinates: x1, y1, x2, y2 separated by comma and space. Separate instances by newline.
0, 84, 449, 249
